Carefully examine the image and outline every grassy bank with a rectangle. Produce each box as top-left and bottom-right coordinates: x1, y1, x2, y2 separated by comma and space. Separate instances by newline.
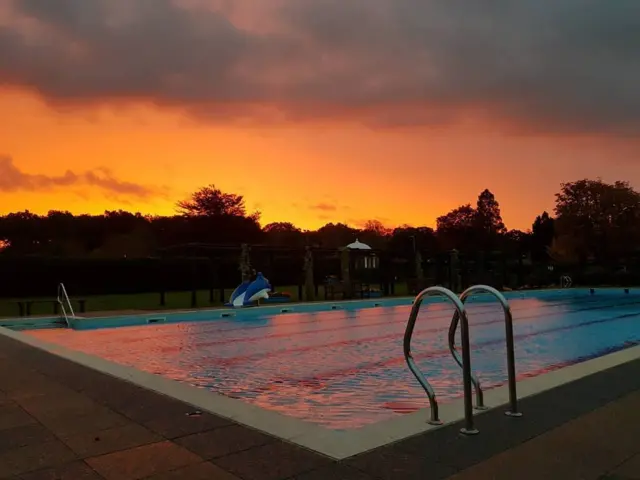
0, 283, 411, 318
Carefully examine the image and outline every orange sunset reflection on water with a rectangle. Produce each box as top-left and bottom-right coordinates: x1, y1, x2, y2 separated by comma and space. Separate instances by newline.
28, 292, 640, 429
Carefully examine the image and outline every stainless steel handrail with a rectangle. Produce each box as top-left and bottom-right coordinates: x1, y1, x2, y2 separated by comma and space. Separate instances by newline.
449, 285, 522, 419
404, 286, 477, 433
560, 275, 572, 288
56, 283, 75, 328
448, 307, 487, 411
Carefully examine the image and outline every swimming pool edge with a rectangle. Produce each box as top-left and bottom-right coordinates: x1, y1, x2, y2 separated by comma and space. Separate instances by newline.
1, 324, 639, 460
347, 342, 640, 455
3, 287, 628, 330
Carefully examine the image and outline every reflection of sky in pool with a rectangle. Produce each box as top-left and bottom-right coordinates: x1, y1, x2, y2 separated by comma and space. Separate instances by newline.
29, 291, 640, 429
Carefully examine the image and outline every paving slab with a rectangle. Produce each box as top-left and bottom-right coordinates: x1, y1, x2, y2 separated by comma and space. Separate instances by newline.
0, 405, 37, 431
175, 423, 276, 459
292, 463, 375, 480
213, 441, 331, 480
608, 453, 640, 480
440, 391, 640, 480
0, 423, 57, 453
141, 410, 233, 439
58, 423, 162, 458
16, 461, 104, 480
0, 391, 14, 407
0, 439, 77, 477
36, 408, 132, 438
84, 441, 202, 480
143, 462, 242, 480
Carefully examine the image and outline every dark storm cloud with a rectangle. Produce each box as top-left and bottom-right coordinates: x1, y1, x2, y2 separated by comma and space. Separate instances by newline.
0, 156, 158, 198
1, 0, 639, 133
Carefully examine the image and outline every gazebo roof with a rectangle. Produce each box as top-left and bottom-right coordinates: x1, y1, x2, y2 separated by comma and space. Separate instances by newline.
345, 239, 372, 250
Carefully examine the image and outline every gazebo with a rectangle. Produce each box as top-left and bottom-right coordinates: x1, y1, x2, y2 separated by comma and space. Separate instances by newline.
345, 239, 379, 270
345, 239, 372, 250
324, 239, 382, 300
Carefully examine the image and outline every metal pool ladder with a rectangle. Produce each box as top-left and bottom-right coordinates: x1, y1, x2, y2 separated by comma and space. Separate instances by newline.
404, 286, 472, 428
56, 283, 75, 328
560, 275, 573, 288
403, 285, 521, 435
449, 286, 522, 423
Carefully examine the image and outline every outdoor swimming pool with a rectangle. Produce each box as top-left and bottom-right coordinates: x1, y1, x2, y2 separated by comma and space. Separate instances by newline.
26, 288, 640, 430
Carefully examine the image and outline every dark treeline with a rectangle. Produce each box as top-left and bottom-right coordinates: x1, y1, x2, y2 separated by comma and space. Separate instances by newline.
2, 179, 640, 297
2, 179, 639, 260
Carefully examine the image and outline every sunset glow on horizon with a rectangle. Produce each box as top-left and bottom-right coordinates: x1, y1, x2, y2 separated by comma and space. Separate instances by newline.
2, 0, 640, 231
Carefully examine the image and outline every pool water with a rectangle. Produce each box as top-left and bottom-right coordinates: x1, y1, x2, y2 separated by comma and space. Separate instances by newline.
27, 289, 640, 429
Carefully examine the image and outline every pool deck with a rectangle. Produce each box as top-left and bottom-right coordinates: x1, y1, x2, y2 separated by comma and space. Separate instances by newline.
0, 334, 639, 480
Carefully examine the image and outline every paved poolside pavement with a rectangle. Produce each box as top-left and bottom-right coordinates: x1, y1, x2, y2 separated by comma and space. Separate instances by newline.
0, 332, 639, 479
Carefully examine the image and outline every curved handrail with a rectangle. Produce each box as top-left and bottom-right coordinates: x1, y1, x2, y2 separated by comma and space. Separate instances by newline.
448, 309, 486, 411
560, 275, 572, 288
449, 285, 522, 418
404, 286, 477, 433
56, 283, 75, 328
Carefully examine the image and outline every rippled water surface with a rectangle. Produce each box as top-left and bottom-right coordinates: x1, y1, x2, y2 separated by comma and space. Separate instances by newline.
28, 290, 640, 429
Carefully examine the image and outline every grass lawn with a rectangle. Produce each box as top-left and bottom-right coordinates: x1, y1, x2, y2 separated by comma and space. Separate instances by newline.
0, 283, 411, 318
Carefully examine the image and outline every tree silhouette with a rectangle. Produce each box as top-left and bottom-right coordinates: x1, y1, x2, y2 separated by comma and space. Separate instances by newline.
435, 190, 508, 252
312, 223, 358, 249
389, 226, 437, 254
359, 220, 392, 248
531, 211, 555, 261
475, 189, 506, 235
436, 205, 476, 231
436, 204, 477, 251
263, 222, 304, 246
0, 178, 638, 279
177, 184, 259, 220
362, 220, 391, 237
555, 179, 640, 262
263, 222, 300, 234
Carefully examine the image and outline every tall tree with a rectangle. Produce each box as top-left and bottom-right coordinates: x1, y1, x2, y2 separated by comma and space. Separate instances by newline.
436, 190, 508, 252
359, 220, 392, 249
475, 189, 506, 235
436, 204, 477, 251
0, 210, 43, 255
554, 179, 640, 262
177, 184, 259, 220
362, 220, 391, 237
530, 211, 555, 261
263, 222, 304, 246
312, 223, 359, 249
436, 205, 477, 232
263, 222, 300, 234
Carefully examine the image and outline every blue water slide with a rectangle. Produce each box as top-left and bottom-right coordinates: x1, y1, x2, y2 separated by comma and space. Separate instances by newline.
228, 280, 251, 307
229, 273, 271, 307
242, 273, 271, 306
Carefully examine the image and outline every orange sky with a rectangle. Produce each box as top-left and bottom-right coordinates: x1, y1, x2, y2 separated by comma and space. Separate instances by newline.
2, 87, 640, 231
1, 1, 640, 232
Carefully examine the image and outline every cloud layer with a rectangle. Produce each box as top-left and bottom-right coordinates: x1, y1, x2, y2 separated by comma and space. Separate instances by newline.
1, 0, 639, 133
309, 203, 337, 212
0, 156, 158, 198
